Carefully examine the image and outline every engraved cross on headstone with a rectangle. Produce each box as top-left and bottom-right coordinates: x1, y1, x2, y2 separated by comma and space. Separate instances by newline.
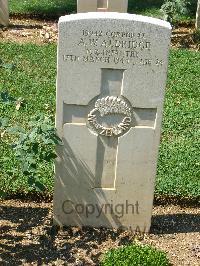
63, 68, 157, 189
77, 0, 128, 13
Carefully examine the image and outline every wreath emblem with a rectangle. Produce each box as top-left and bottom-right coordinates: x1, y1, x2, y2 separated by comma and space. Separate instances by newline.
87, 96, 132, 137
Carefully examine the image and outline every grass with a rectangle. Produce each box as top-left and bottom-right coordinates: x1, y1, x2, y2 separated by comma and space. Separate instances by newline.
9, 0, 76, 17
0, 43, 200, 198
8, 0, 198, 20
101, 244, 170, 266
0, 44, 56, 195
157, 49, 200, 198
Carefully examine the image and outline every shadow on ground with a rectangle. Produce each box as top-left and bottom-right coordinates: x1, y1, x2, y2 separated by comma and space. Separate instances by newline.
8, 23, 43, 30
0, 202, 199, 265
151, 213, 200, 234
0, 203, 133, 265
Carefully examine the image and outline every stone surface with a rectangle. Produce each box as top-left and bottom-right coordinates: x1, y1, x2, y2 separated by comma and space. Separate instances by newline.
0, 0, 9, 26
54, 13, 171, 232
77, 0, 128, 13
196, 0, 200, 29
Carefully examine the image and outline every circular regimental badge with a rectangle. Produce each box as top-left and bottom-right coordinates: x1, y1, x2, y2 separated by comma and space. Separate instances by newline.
87, 96, 132, 137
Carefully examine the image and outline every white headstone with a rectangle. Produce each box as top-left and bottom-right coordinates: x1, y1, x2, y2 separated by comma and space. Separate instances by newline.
0, 0, 9, 26
77, 0, 128, 13
54, 13, 171, 232
196, 0, 200, 29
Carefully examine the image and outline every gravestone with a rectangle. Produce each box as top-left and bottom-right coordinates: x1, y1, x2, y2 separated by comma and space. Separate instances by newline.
54, 13, 171, 232
196, 0, 200, 29
0, 0, 9, 26
77, 0, 128, 13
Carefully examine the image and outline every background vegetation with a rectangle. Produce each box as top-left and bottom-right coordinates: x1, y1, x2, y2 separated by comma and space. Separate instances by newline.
8, 0, 198, 20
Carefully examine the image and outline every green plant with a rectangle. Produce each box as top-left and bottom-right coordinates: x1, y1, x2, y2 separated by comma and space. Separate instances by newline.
0, 43, 57, 196
161, 0, 190, 23
0, 90, 62, 197
8, 114, 62, 192
101, 244, 170, 266
0, 59, 16, 70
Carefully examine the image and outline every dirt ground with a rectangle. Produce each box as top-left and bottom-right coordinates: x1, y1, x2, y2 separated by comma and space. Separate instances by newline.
0, 200, 199, 266
0, 18, 199, 50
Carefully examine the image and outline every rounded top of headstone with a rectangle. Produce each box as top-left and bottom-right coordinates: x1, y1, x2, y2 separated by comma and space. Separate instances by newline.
59, 12, 171, 30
